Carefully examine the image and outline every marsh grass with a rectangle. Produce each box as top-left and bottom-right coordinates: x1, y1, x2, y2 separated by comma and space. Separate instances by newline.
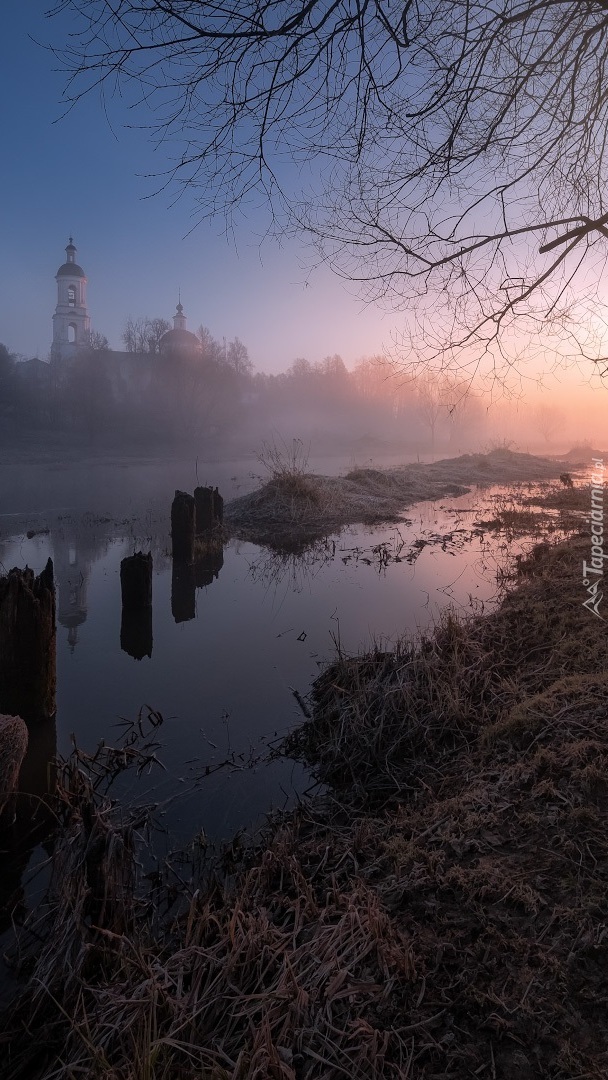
226, 449, 578, 549
3, 529, 608, 1077
473, 483, 589, 538
286, 529, 604, 804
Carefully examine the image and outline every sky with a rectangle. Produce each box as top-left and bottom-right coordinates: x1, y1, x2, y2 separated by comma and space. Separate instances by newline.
0, 4, 397, 373
1, 1, 608, 433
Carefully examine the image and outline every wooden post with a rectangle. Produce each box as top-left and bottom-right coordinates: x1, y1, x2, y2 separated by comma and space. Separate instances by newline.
194, 485, 215, 531
120, 552, 153, 608
0, 714, 28, 826
213, 487, 224, 525
0, 560, 56, 722
194, 485, 224, 530
120, 553, 153, 659
171, 490, 196, 562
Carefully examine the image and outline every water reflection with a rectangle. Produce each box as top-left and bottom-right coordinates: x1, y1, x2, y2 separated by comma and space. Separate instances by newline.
194, 546, 224, 588
121, 605, 153, 659
53, 531, 106, 651
171, 546, 224, 622
0, 475, 583, 967
171, 561, 196, 622
120, 552, 153, 659
0, 480, 575, 858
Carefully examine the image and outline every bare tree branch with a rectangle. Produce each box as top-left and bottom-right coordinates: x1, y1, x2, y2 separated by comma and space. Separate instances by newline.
51, 1, 608, 382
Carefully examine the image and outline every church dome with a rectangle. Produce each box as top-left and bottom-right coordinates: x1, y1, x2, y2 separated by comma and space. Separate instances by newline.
159, 327, 201, 353
159, 300, 201, 356
56, 237, 86, 278
56, 262, 86, 278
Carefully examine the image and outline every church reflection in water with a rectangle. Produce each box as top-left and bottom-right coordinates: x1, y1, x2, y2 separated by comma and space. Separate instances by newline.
0, 523, 227, 938
52, 531, 106, 652
51, 524, 225, 652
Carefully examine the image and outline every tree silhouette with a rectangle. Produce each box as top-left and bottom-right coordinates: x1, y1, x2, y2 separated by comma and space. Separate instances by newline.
54, 1, 608, 383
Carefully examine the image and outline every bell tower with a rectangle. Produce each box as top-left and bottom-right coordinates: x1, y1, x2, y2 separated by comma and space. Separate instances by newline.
51, 238, 91, 362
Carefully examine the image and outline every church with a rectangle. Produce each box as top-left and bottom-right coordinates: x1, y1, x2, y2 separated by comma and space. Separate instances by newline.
50, 238, 201, 367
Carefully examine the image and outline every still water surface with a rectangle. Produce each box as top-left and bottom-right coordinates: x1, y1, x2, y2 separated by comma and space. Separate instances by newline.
1, 479, 556, 849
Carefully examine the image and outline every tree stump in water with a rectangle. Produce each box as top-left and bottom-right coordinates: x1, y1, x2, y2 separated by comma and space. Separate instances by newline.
171, 490, 196, 562
120, 553, 153, 659
213, 488, 224, 525
120, 552, 153, 608
0, 560, 56, 721
0, 714, 28, 826
194, 485, 223, 530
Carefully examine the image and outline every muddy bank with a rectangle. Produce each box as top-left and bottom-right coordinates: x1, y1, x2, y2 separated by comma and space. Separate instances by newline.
225, 448, 587, 546
2, 524, 608, 1078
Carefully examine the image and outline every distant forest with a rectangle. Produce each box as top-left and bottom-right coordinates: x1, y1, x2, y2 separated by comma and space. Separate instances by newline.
0, 332, 486, 455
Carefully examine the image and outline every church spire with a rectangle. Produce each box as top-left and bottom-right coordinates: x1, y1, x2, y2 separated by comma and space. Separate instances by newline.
173, 298, 187, 331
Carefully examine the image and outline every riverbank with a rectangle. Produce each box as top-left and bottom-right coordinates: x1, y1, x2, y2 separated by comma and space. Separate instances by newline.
225, 448, 587, 547
1, 522, 606, 1078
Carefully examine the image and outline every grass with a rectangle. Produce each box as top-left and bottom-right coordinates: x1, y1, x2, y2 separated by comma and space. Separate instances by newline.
2, 524, 608, 1077
225, 447, 575, 549
473, 483, 590, 537
286, 528, 605, 803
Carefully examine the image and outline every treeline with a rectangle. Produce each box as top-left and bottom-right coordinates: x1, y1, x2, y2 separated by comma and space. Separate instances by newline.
250, 355, 486, 453
0, 329, 253, 446
0, 335, 486, 453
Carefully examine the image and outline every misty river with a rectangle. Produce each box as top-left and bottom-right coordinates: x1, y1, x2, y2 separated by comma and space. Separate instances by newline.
0, 451, 567, 858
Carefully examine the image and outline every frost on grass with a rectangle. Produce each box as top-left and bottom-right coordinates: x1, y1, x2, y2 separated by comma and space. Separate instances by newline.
226, 444, 573, 547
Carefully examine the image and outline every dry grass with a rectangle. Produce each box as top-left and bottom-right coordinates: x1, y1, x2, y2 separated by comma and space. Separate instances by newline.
193, 526, 227, 559
475, 507, 542, 532
2, 528, 608, 1077
286, 529, 604, 804
524, 482, 591, 514
225, 449, 580, 548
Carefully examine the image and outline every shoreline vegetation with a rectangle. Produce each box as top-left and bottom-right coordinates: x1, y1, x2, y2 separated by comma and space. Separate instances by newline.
226, 446, 587, 548
2, 507, 608, 1076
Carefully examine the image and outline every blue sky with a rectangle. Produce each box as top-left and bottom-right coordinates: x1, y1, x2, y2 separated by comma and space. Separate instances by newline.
0, 4, 396, 371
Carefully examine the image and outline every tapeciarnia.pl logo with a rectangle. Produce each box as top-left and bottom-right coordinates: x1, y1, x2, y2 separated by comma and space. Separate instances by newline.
582, 458, 606, 619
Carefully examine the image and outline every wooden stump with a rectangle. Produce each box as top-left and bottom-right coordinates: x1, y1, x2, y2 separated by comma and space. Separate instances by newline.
0, 717, 57, 929
120, 551, 153, 608
120, 553, 153, 658
0, 714, 28, 826
0, 559, 56, 721
171, 490, 196, 562
194, 485, 223, 530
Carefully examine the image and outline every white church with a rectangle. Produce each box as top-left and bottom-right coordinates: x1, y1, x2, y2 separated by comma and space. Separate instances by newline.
50, 238, 201, 366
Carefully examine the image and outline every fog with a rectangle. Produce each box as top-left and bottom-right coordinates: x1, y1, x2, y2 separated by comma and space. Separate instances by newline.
2, 333, 607, 471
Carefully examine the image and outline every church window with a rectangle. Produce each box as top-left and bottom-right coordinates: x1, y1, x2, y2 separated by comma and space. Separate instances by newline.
68, 285, 76, 307
68, 324, 77, 343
